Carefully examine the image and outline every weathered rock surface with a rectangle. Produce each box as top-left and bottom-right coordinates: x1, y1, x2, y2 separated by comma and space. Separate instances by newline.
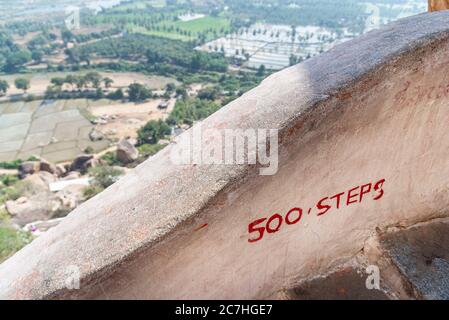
39, 159, 57, 175
378, 220, 449, 300
22, 172, 57, 191
285, 266, 390, 300
5, 195, 62, 227
23, 218, 65, 236
89, 129, 104, 142
70, 154, 94, 172
18, 161, 40, 179
55, 164, 67, 177
62, 171, 81, 180
116, 139, 139, 164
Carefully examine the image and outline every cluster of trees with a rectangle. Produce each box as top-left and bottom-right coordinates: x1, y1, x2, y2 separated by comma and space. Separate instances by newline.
44, 73, 158, 102
167, 98, 221, 126
128, 83, 152, 102
73, 34, 228, 74
4, 20, 54, 37
73, 28, 122, 43
45, 72, 114, 100
49, 72, 113, 90
137, 119, 171, 145
0, 32, 32, 73
0, 78, 31, 95
26, 31, 60, 64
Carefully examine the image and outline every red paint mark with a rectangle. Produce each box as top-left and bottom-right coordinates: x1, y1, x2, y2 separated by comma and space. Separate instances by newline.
194, 223, 208, 232
247, 178, 386, 243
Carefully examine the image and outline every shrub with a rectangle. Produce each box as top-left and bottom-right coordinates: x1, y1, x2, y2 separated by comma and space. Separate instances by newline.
83, 165, 124, 200
88, 165, 124, 189
0, 174, 19, 187
0, 226, 33, 263
137, 119, 171, 145
82, 185, 104, 200
100, 151, 121, 166
137, 143, 167, 158
0, 159, 23, 169
84, 146, 95, 154
128, 83, 152, 102
106, 88, 124, 100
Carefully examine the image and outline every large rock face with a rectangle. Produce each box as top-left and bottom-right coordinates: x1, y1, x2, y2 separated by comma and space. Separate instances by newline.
1, 12, 449, 300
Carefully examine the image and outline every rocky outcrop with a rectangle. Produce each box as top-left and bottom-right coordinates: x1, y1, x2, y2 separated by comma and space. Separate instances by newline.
18, 158, 64, 178
39, 159, 58, 175
89, 129, 104, 142
70, 154, 94, 172
18, 162, 40, 179
5, 171, 84, 227
5, 195, 62, 227
116, 139, 139, 164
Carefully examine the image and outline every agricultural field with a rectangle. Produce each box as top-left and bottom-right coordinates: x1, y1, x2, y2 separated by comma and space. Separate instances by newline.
112, 0, 166, 10
198, 23, 353, 70
0, 99, 108, 163
127, 14, 231, 42
197, 0, 425, 71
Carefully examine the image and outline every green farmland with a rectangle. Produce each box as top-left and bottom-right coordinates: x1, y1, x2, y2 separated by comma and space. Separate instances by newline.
128, 15, 231, 42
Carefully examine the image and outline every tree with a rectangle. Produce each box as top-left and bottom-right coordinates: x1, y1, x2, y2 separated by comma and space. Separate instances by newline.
137, 119, 171, 145
85, 72, 102, 88
80, 53, 91, 66
31, 50, 44, 64
95, 88, 105, 99
165, 82, 176, 93
4, 50, 32, 72
14, 78, 30, 93
44, 85, 62, 99
175, 87, 188, 99
61, 29, 74, 44
50, 77, 65, 87
103, 77, 114, 88
65, 74, 77, 90
74, 76, 86, 90
106, 88, 124, 100
128, 83, 152, 102
0, 80, 9, 95
197, 86, 220, 100
289, 54, 298, 66
257, 64, 266, 77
